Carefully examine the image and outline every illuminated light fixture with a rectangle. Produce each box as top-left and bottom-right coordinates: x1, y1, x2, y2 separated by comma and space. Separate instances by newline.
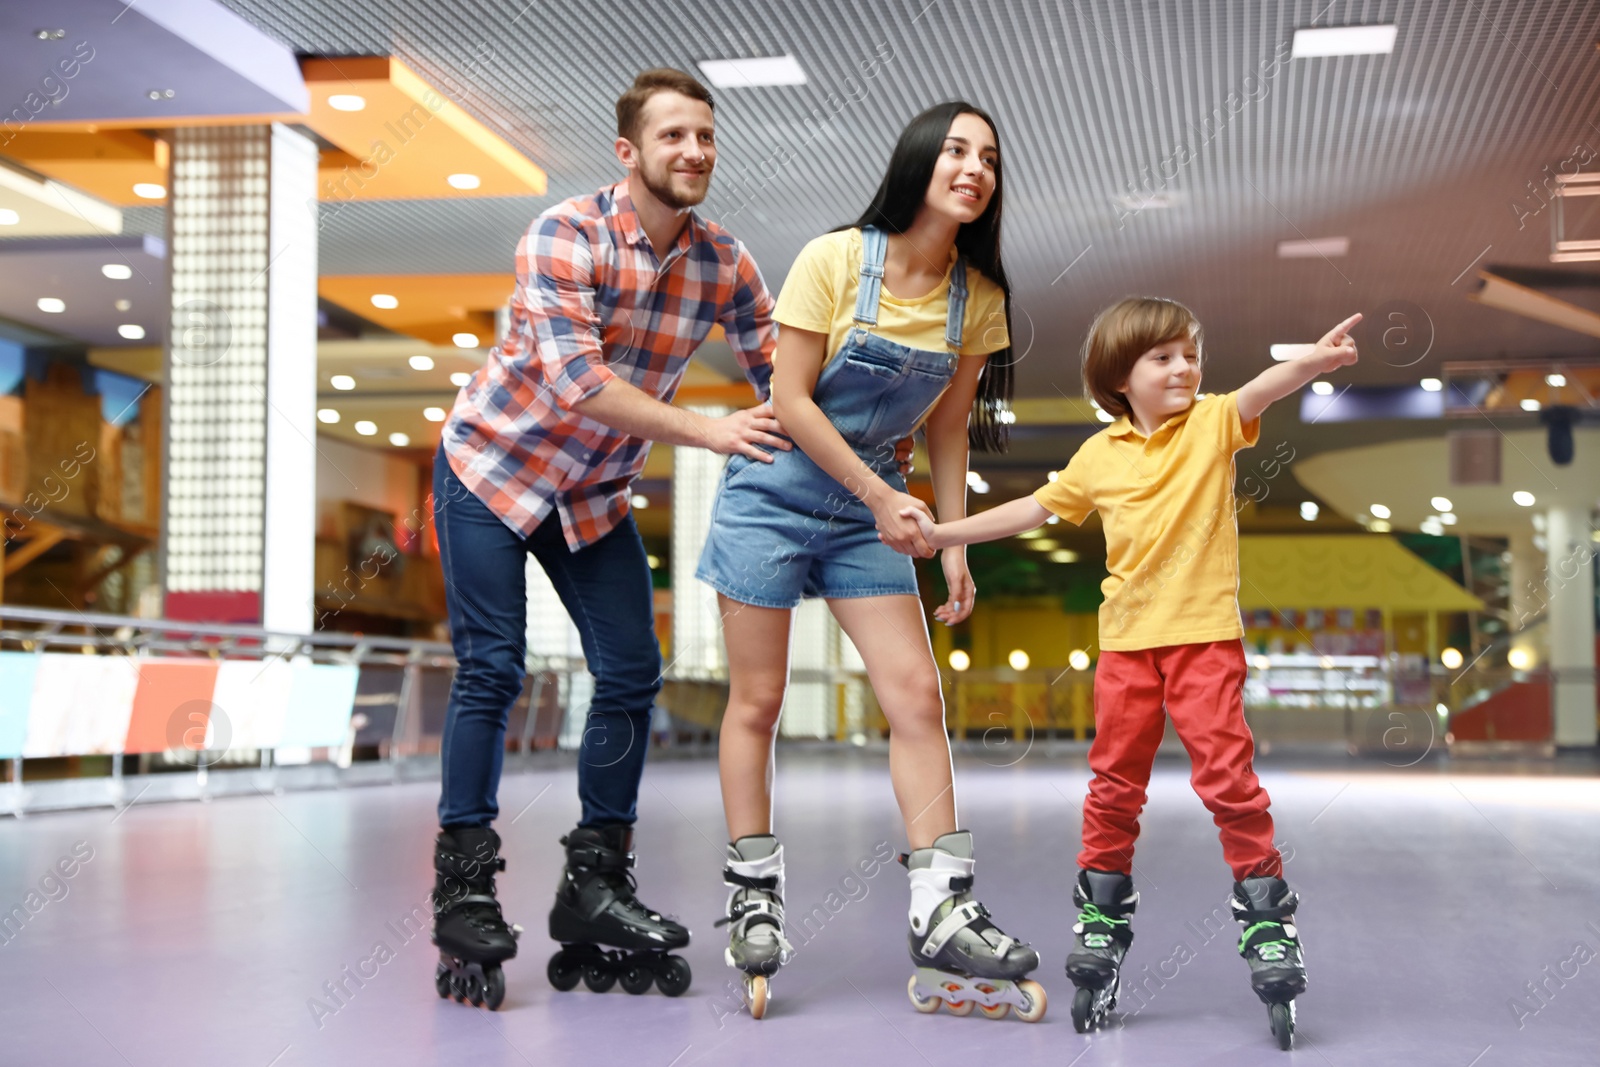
1271, 343, 1314, 362
1277, 237, 1349, 259
370, 293, 398, 310
1436, 703, 1449, 716
1546, 372, 1567, 387
1440, 647, 1463, 670
1047, 471, 1059, 483
1507, 647, 1533, 671
450, 372, 472, 387
1369, 503, 1391, 519
1068, 649, 1091, 671
697, 54, 807, 88
132, 183, 166, 199
1115, 191, 1176, 211
1311, 381, 1334, 395
1007, 649, 1030, 671
1512, 491, 1536, 507
965, 470, 990, 494
1253, 655, 1272, 671
1520, 398, 1541, 411
1291, 24, 1398, 57
1017, 528, 1047, 540
1439, 512, 1457, 525
1300, 501, 1319, 521
316, 409, 340, 424
1095, 409, 1114, 423
388, 432, 410, 447
1046, 515, 1060, 524
1030, 539, 1060, 552
328, 94, 366, 111
631, 495, 650, 509
1048, 549, 1078, 563
117, 324, 145, 340
354, 420, 377, 436
408, 355, 434, 371
1370, 519, 1392, 533
36, 297, 65, 313
330, 374, 356, 390
114, 299, 131, 311
0, 209, 18, 225
1420, 518, 1444, 536
101, 263, 132, 280
1431, 496, 1453, 512
423, 406, 447, 422
447, 173, 481, 190
998, 408, 1017, 425
1420, 377, 1442, 392
452, 332, 480, 348
646, 554, 661, 569
948, 649, 971, 672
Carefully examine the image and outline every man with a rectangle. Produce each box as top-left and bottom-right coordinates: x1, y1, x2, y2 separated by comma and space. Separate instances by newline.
428, 68, 786, 1007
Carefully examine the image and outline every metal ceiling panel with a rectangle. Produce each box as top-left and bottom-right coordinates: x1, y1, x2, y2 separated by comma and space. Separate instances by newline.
0, 233, 166, 346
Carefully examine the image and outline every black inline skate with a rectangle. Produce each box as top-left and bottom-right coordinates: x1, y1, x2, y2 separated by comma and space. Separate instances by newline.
1065, 868, 1137, 1033
432, 827, 522, 1010
1232, 876, 1307, 1050
547, 823, 692, 996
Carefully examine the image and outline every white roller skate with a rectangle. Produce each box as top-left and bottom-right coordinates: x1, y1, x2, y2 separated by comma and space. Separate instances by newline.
902, 831, 1046, 1023
715, 835, 793, 1020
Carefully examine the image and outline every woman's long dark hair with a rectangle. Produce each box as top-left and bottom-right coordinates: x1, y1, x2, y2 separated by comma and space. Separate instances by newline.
839, 100, 1013, 452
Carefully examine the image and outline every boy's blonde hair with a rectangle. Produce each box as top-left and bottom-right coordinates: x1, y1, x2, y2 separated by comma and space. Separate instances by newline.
1081, 297, 1204, 419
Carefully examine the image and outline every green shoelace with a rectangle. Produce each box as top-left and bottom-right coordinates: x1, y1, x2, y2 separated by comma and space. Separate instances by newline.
1077, 903, 1129, 949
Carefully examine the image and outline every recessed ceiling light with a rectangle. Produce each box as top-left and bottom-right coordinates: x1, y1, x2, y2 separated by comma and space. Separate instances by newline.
328, 94, 366, 111
409, 355, 434, 371
1311, 381, 1334, 395
1512, 491, 1536, 507
1114, 191, 1176, 211
114, 299, 131, 311
1545, 372, 1566, 387
1431, 496, 1453, 512
317, 408, 340, 424
450, 372, 472, 387
388, 432, 410, 447
1420, 518, 1444, 536
1370, 503, 1391, 519
1008, 649, 1031, 671
1420, 377, 1442, 392
117, 324, 145, 340
631, 494, 650, 509
1520, 398, 1541, 411
1271, 344, 1314, 362
1068, 649, 1091, 671
1046, 470, 1059, 483
132, 183, 166, 199
1048, 549, 1079, 563
1277, 237, 1349, 258
423, 407, 447, 422
146, 89, 176, 100
447, 173, 481, 190
1300, 502, 1319, 521
1291, 24, 1398, 58
452, 332, 480, 348
1439, 512, 1457, 525
330, 374, 356, 390
37, 297, 65, 313
0, 209, 18, 225
370, 294, 398, 310
1095, 409, 1114, 423
698, 54, 807, 88
354, 420, 377, 436
1369, 519, 1392, 533
101, 263, 132, 280
948, 650, 970, 672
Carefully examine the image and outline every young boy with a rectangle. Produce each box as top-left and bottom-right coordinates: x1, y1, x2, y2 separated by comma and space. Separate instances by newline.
900, 297, 1359, 1047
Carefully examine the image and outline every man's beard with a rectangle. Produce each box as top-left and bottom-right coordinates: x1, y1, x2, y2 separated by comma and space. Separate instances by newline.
636, 155, 710, 211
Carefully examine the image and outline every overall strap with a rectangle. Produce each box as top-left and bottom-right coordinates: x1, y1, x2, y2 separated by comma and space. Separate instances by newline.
944, 257, 968, 351
852, 226, 888, 327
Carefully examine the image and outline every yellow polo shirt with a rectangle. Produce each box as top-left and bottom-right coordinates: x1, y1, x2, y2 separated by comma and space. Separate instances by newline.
1033, 392, 1260, 651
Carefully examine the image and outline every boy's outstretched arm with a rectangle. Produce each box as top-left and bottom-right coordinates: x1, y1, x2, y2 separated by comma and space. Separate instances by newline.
896, 495, 1054, 552
1236, 313, 1362, 424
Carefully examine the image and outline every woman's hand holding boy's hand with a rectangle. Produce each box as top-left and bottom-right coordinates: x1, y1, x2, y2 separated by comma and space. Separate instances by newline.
872, 492, 936, 557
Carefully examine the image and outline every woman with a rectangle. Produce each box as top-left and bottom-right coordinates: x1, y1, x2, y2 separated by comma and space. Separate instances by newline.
696, 102, 1044, 1022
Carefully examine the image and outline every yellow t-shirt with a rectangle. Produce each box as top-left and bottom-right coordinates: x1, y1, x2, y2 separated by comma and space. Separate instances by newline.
773, 228, 1009, 361
1033, 392, 1261, 651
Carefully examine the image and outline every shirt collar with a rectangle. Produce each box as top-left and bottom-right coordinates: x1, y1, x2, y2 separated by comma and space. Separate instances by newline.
1107, 401, 1196, 441
613, 179, 703, 253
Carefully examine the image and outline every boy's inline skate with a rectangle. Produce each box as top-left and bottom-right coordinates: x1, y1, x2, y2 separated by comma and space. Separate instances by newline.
546, 824, 692, 996
902, 830, 1046, 1022
1065, 868, 1137, 1033
432, 827, 522, 1010
715, 835, 794, 1019
1232, 876, 1306, 1050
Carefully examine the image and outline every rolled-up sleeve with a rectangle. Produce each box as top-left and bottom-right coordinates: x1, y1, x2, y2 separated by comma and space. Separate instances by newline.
520, 214, 616, 410
720, 242, 776, 401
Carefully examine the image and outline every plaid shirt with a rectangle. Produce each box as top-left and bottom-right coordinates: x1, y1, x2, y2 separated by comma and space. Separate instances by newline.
443, 181, 775, 548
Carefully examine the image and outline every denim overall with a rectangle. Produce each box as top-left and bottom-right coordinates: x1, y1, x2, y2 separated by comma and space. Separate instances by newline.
697, 226, 968, 609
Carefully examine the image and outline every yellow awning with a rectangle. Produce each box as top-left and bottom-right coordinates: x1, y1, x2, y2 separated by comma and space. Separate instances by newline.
1238, 535, 1483, 612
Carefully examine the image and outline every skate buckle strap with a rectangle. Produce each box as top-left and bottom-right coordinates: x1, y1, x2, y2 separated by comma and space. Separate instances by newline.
920, 899, 988, 958
566, 844, 635, 872
722, 869, 781, 893
714, 897, 783, 929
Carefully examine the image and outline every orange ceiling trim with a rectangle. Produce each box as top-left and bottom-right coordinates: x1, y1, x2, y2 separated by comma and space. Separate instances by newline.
0, 130, 168, 207
319, 274, 513, 347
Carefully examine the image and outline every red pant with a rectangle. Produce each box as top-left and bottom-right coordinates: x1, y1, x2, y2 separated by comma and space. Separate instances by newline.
1078, 640, 1282, 882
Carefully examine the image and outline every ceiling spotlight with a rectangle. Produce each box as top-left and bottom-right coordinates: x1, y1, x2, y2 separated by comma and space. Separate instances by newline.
1046, 470, 1059, 483
1095, 409, 1114, 423
408, 355, 434, 371
948, 649, 971, 672
1520, 398, 1541, 411
631, 495, 650, 509
354, 420, 377, 436
132, 183, 166, 199
1048, 549, 1078, 563
1440, 647, 1463, 670
1440, 513, 1457, 525
1276, 237, 1349, 259
330, 374, 356, 390
450, 372, 472, 387
1311, 381, 1334, 395
1507, 647, 1533, 671
1369, 519, 1392, 533
114, 299, 131, 311
0, 209, 18, 225
698, 54, 807, 88
117, 324, 146, 340
1545, 372, 1566, 387
646, 554, 661, 569
452, 332, 480, 348
388, 432, 410, 447
1420, 518, 1444, 536
37, 297, 65, 313
101, 263, 133, 280
328, 94, 366, 111
370, 294, 399, 310
1300, 501, 1319, 521
1420, 377, 1442, 392
1291, 24, 1398, 57
423, 407, 447, 422
1271, 343, 1316, 362
1370, 503, 1391, 519
1431, 496, 1453, 512
447, 173, 481, 190
1512, 491, 1535, 507
1007, 649, 1030, 671
1068, 649, 1091, 671
317, 409, 340, 424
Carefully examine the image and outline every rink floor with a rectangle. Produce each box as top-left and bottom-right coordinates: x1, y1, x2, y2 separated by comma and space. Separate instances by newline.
2, 745, 1598, 1066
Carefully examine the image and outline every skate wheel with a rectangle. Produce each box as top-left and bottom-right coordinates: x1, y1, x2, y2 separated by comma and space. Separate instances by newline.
434, 966, 451, 1000
1014, 980, 1048, 1024
582, 964, 616, 993
465, 974, 485, 1007
483, 967, 506, 1011
1071, 987, 1094, 1033
547, 952, 582, 992
747, 974, 769, 1020
620, 966, 654, 996
945, 998, 975, 1017
656, 955, 692, 997
977, 1001, 1009, 1020
1270, 1001, 1294, 1050
907, 975, 940, 1014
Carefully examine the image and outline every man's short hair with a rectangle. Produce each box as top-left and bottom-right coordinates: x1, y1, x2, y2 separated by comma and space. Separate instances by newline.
616, 68, 715, 144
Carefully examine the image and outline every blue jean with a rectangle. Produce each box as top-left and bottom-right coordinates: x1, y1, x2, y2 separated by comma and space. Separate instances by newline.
433, 449, 661, 829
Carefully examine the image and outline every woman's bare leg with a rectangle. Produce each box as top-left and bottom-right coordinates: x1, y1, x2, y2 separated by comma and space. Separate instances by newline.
716, 595, 794, 840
